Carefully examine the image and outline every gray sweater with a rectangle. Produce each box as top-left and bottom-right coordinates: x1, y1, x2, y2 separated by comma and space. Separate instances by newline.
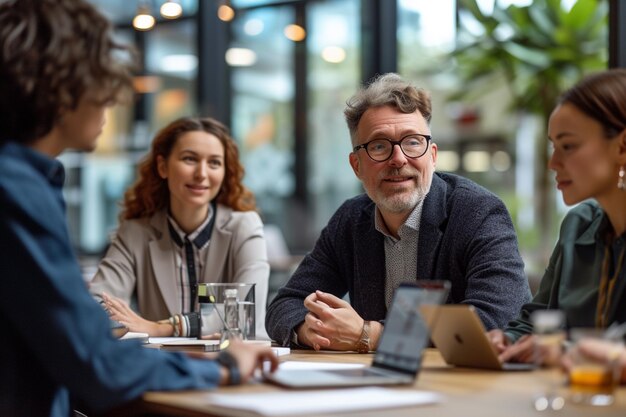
266, 172, 531, 346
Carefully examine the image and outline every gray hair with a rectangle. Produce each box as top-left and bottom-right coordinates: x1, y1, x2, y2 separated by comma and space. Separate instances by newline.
344, 73, 432, 144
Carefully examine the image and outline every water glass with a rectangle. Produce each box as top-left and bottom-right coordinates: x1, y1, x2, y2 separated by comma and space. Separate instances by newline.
197, 283, 256, 340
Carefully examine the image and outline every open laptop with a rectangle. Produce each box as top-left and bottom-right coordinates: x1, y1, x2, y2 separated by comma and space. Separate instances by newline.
423, 304, 533, 371
264, 281, 450, 388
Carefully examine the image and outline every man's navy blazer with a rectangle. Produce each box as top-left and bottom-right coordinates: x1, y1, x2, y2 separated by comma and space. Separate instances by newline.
266, 172, 531, 346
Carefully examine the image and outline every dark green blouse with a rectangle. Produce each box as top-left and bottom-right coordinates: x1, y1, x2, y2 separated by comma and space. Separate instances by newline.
505, 200, 626, 342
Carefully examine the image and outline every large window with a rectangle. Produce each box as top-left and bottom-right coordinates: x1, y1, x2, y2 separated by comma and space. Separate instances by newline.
228, 0, 362, 249
398, 0, 608, 279
75, 1, 200, 255
74, 0, 614, 266
229, 5, 296, 230
307, 0, 361, 233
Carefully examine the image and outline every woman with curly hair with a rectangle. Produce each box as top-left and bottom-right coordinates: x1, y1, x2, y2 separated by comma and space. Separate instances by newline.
90, 116, 269, 339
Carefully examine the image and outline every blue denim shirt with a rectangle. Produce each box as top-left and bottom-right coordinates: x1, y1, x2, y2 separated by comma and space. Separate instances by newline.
0, 142, 221, 417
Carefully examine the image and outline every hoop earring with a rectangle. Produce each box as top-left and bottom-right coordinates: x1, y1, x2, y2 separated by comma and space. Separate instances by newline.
619, 166, 626, 191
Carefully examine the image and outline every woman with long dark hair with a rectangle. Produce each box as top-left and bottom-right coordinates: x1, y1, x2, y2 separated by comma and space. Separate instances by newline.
488, 69, 626, 376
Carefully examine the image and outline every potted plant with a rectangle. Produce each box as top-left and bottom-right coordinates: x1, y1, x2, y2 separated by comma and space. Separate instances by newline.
451, 0, 607, 254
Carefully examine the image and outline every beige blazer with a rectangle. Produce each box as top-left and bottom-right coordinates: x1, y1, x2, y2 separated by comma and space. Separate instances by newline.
89, 205, 269, 339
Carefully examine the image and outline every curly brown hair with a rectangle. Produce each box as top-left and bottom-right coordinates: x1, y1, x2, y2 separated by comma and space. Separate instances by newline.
122, 117, 256, 220
0, 0, 134, 144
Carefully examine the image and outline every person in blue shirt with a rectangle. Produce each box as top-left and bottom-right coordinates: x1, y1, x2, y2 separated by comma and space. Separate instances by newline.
0, 1, 277, 416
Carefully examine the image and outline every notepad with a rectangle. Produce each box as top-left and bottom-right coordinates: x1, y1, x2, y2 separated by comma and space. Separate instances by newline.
120, 332, 149, 343
160, 339, 271, 352
205, 387, 442, 416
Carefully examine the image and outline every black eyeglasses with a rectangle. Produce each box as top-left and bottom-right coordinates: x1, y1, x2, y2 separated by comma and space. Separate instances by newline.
353, 134, 432, 162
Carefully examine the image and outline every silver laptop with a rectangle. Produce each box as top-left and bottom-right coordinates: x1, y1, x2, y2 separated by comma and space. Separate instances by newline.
264, 281, 450, 388
423, 304, 533, 371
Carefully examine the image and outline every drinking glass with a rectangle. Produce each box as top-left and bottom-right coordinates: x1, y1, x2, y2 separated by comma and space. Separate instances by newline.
531, 310, 566, 411
197, 283, 256, 340
567, 328, 624, 407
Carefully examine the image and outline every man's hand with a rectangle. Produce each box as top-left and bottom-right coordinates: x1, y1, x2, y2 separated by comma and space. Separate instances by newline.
296, 290, 365, 351
216, 340, 279, 385
102, 292, 171, 336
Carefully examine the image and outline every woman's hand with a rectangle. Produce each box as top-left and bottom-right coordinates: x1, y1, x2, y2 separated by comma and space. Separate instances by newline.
101, 292, 172, 337
488, 330, 541, 364
562, 339, 626, 384
487, 329, 511, 354
498, 334, 536, 363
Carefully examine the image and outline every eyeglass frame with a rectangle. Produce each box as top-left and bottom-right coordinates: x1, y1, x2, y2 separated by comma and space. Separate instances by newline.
352, 133, 432, 162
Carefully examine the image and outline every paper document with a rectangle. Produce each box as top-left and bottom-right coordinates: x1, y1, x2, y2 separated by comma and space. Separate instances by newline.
271, 347, 291, 357
276, 361, 364, 371
160, 339, 272, 352
148, 337, 195, 344
120, 332, 149, 342
206, 387, 442, 416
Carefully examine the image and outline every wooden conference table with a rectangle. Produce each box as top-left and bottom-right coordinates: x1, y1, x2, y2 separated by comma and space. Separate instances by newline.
129, 349, 626, 417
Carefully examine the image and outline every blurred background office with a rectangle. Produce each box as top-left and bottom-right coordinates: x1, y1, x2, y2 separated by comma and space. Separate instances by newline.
72, 0, 625, 297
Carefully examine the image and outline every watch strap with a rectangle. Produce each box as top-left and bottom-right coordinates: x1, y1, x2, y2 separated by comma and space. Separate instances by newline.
356, 320, 371, 353
216, 350, 241, 385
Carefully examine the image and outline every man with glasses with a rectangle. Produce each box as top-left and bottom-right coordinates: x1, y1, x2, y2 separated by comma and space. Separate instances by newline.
266, 73, 530, 352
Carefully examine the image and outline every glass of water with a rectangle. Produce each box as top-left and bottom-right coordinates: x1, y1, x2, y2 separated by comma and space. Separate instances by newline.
197, 283, 256, 340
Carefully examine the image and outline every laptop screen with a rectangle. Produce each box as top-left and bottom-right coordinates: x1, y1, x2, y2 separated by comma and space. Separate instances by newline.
373, 281, 450, 374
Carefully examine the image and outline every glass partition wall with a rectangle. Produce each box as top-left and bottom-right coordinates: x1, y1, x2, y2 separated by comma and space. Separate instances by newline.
76, 0, 612, 274
229, 0, 361, 247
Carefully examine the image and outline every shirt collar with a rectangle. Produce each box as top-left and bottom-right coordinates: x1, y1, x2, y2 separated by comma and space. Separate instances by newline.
167, 202, 216, 249
2, 142, 65, 186
374, 198, 424, 240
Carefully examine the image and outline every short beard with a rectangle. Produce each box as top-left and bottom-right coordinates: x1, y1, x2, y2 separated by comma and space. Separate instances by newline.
369, 169, 433, 214
375, 183, 429, 213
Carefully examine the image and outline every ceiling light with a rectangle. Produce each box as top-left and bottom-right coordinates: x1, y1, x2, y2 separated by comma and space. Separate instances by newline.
321, 46, 346, 63
284, 24, 306, 42
133, 5, 155, 31
161, 54, 198, 73
218, 2, 235, 22
160, 1, 183, 19
225, 48, 257, 67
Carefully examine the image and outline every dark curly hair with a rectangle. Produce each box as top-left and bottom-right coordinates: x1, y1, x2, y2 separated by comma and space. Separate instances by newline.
122, 117, 256, 220
0, 0, 134, 144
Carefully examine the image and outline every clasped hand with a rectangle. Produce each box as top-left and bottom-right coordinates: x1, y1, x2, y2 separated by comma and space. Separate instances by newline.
296, 290, 364, 351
